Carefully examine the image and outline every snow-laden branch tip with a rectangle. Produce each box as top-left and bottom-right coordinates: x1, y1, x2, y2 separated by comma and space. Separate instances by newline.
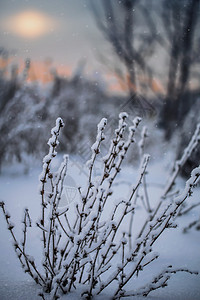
1, 114, 200, 300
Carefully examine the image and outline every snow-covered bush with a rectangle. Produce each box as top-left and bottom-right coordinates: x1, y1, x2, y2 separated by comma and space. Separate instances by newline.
176, 99, 200, 178
1, 114, 200, 299
48, 70, 115, 155
0, 64, 119, 169
0, 84, 53, 170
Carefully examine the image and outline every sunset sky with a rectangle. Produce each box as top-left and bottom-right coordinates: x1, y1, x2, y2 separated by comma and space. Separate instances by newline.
0, 0, 168, 94
0, 0, 107, 74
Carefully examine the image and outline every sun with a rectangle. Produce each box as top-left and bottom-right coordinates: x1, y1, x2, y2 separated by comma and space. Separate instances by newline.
2, 10, 57, 39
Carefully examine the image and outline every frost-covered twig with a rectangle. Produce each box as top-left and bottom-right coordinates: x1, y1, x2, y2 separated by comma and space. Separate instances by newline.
137, 123, 200, 240
0, 202, 45, 286
183, 217, 200, 233
39, 117, 64, 250
116, 266, 198, 298
1, 114, 200, 300
96, 166, 200, 298
164, 123, 200, 197
138, 126, 151, 213
178, 202, 200, 216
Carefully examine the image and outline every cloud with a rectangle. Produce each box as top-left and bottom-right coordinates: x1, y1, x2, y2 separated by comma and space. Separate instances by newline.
1, 10, 58, 39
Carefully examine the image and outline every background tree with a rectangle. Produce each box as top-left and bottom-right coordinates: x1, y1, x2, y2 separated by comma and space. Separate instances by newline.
90, 0, 200, 129
160, 0, 200, 138
90, 0, 161, 115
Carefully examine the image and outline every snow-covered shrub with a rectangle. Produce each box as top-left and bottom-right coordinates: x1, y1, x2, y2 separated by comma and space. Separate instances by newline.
48, 70, 114, 155
1, 114, 200, 299
0, 84, 53, 170
177, 99, 200, 178
0, 66, 122, 170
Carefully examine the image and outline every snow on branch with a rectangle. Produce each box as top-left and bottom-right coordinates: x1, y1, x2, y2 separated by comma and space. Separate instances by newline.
1, 114, 199, 299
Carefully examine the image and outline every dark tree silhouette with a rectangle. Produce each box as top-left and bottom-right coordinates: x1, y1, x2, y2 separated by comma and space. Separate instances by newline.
160, 0, 200, 138
90, 0, 159, 115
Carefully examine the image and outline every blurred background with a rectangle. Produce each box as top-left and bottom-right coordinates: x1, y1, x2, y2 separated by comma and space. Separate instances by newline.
0, 0, 200, 176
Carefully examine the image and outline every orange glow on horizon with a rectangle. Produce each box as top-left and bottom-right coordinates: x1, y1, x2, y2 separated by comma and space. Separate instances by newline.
0, 56, 165, 94
24, 61, 72, 83
2, 58, 72, 83
106, 72, 165, 95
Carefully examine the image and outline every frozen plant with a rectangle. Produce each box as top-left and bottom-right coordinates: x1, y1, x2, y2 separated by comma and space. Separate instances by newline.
1, 114, 200, 300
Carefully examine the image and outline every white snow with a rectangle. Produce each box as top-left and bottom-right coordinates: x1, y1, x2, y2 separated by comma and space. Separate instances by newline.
0, 157, 200, 299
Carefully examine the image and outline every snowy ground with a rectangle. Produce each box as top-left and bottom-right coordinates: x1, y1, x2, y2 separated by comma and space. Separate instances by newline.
0, 157, 200, 300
